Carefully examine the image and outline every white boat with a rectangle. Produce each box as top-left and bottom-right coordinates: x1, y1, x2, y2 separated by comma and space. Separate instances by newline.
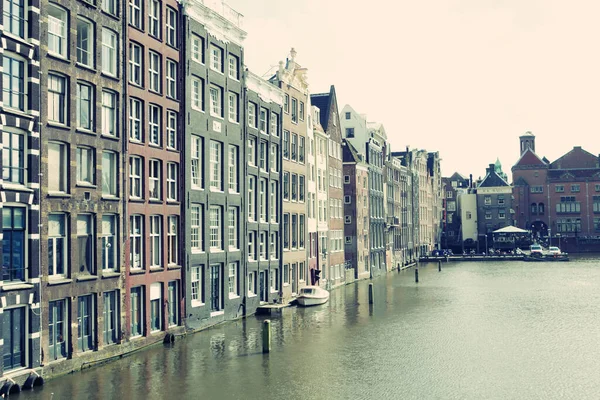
296, 286, 330, 307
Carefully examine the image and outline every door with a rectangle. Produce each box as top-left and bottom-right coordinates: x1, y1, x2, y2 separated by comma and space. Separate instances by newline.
168, 281, 178, 327
210, 264, 221, 311
3, 307, 25, 371
291, 263, 297, 294
259, 271, 266, 303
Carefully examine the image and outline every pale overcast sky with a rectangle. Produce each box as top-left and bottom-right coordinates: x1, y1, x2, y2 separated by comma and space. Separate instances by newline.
227, 0, 600, 179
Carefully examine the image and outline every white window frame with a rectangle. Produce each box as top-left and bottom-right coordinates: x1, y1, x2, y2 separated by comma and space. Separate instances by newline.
130, 215, 143, 270
248, 102, 257, 128
191, 34, 204, 64
102, 150, 117, 197
129, 98, 143, 142
248, 176, 256, 221
209, 206, 222, 251
228, 262, 239, 297
259, 178, 267, 223
150, 215, 162, 268
101, 90, 118, 137
248, 231, 256, 261
228, 54, 238, 80
48, 142, 68, 193
129, 156, 142, 199
191, 135, 203, 190
209, 140, 222, 191
228, 207, 238, 250
76, 17, 94, 68
148, 51, 161, 93
167, 216, 178, 265
191, 77, 204, 111
210, 44, 223, 72
259, 231, 267, 261
148, 0, 160, 38
101, 215, 117, 271
166, 110, 177, 150
129, 42, 142, 86
48, 74, 67, 124
191, 266, 203, 306
259, 108, 268, 134
166, 59, 177, 99
102, 0, 118, 16
167, 162, 178, 201
76, 82, 94, 131
228, 145, 238, 192
209, 85, 222, 118
191, 205, 203, 253
166, 7, 177, 47
48, 4, 68, 58
76, 146, 95, 185
228, 92, 238, 122
148, 159, 161, 200
148, 104, 161, 146
48, 213, 67, 277
270, 180, 277, 223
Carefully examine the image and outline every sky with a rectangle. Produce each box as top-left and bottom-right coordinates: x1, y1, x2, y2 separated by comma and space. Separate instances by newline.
226, 0, 600, 180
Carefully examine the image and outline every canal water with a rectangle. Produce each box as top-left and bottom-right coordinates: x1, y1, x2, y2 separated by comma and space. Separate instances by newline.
19, 255, 600, 400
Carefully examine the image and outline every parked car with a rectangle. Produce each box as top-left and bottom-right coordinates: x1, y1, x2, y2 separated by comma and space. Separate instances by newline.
432, 249, 453, 256
530, 244, 543, 256
547, 246, 562, 255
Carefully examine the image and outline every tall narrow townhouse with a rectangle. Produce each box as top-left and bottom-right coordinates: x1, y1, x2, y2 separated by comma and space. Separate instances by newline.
0, 0, 43, 387
269, 49, 309, 300
306, 102, 318, 284
342, 140, 370, 281
366, 139, 385, 276
245, 71, 284, 311
124, 0, 183, 343
311, 86, 345, 288
385, 149, 404, 270
312, 105, 328, 285
39, 0, 125, 376
181, 0, 246, 328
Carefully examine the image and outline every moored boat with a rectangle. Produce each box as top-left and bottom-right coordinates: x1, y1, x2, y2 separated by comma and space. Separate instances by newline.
523, 254, 569, 262
296, 286, 330, 306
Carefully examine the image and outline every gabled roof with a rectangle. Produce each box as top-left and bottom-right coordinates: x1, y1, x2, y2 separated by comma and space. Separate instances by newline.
513, 148, 547, 168
513, 176, 529, 186
342, 139, 362, 163
478, 164, 510, 188
310, 91, 332, 131
550, 146, 599, 170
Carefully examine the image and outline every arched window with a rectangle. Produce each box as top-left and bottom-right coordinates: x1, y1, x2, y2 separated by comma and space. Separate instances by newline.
538, 203, 545, 215
531, 203, 538, 214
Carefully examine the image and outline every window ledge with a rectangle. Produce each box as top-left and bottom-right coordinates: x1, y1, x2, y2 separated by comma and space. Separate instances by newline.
100, 72, 119, 81
129, 269, 145, 275
166, 200, 180, 204
149, 267, 164, 272
76, 183, 97, 189
248, 293, 257, 298
101, 195, 120, 201
228, 294, 240, 300
2, 33, 34, 48
102, 271, 120, 279
100, 133, 119, 141
47, 278, 72, 286
4, 108, 34, 119
75, 62, 96, 73
2, 283, 34, 292
167, 264, 181, 270
76, 128, 96, 136
210, 310, 225, 317
191, 302, 204, 308
1, 183, 33, 193
76, 275, 97, 282
47, 192, 71, 198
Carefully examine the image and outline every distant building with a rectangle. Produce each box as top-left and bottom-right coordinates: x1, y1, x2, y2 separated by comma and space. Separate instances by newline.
476, 164, 513, 252
442, 173, 470, 251
385, 148, 405, 270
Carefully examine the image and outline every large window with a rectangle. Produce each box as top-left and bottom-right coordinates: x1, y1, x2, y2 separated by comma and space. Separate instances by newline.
77, 295, 94, 352
49, 300, 68, 360
209, 85, 222, 117
166, 7, 177, 47
102, 151, 117, 196
191, 205, 203, 252
148, 159, 161, 200
191, 35, 204, 63
283, 130, 290, 159
76, 82, 94, 131
259, 108, 268, 134
248, 231, 256, 261
291, 134, 297, 161
209, 140, 222, 191
168, 281, 178, 327
248, 176, 256, 221
167, 162, 178, 201
228, 92, 238, 122
77, 214, 94, 275
48, 5, 67, 57
2, 207, 25, 282
48, 74, 67, 124
283, 213, 289, 249
291, 214, 298, 248
259, 232, 267, 260
210, 44, 223, 72
191, 266, 204, 306
3, 307, 25, 371
270, 232, 278, 260
129, 156, 142, 198
228, 54, 238, 79
291, 97, 298, 123
148, 51, 161, 93
130, 287, 143, 337
102, 0, 117, 16
248, 137, 256, 166
3, 0, 26, 38
270, 143, 278, 172
228, 262, 238, 296
228, 207, 238, 250
270, 180, 278, 223
259, 178, 267, 222
2, 129, 25, 184
167, 216, 178, 265
130, 215, 143, 269
101, 215, 117, 271
76, 147, 95, 185
299, 214, 305, 248
48, 214, 67, 277
299, 137, 305, 163
191, 136, 203, 189
103, 291, 119, 345
167, 111, 177, 150
192, 77, 204, 110
129, 0, 142, 29
148, 104, 161, 146
248, 102, 256, 128
166, 59, 177, 99
210, 264, 223, 312
148, 0, 160, 38
259, 140, 267, 171
102, 91, 118, 137
129, 98, 142, 141
129, 43, 142, 86
228, 145, 238, 192
76, 18, 94, 68
270, 112, 279, 136
209, 206, 222, 250
150, 215, 162, 267
2, 55, 25, 111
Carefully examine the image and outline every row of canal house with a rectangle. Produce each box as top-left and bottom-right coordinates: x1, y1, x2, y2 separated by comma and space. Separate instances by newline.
0, 0, 445, 389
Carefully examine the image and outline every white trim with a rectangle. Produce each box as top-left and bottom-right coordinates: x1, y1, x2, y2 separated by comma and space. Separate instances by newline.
181, 0, 247, 46
28, 332, 41, 339
246, 70, 284, 106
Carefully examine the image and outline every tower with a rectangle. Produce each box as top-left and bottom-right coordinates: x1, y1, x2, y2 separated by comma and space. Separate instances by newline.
519, 131, 536, 155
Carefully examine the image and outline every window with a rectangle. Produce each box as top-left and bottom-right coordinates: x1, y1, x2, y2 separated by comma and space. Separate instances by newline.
103, 291, 118, 345
248, 231, 256, 261
248, 272, 256, 295
3, 0, 26, 38
209, 140, 222, 191
191, 266, 204, 305
571, 184, 580, 193
209, 206, 222, 250
210, 44, 223, 72
102, 151, 117, 197
102, 0, 117, 16
259, 231, 267, 260
299, 101, 305, 121
191, 136, 203, 189
270, 144, 278, 172
102, 91, 118, 137
596, 185, 600, 192
2, 207, 26, 282
167, 163, 178, 201
299, 137, 305, 163
77, 215, 94, 275
247, 102, 258, 128
555, 185, 565, 193
148, 104, 161, 146
77, 295, 94, 352
228, 54, 238, 79
497, 195, 504, 205
344, 195, 351, 204
299, 176, 305, 203
259, 108, 268, 134
76, 18, 94, 67
345, 236, 352, 244
129, 43, 142, 86
166, 60, 177, 99
2, 307, 25, 371
167, 111, 177, 149
248, 137, 256, 166
248, 176, 256, 221
228, 92, 238, 122
283, 172, 289, 200
291, 98, 298, 123
594, 196, 600, 213
129, 98, 142, 141
48, 142, 68, 193
48, 74, 67, 124
291, 214, 298, 248
129, 156, 142, 198
210, 264, 223, 312
345, 112, 351, 120
129, 0, 143, 28
2, 129, 25, 184
228, 262, 239, 296
149, 215, 162, 267
77, 82, 94, 130
228, 145, 238, 192
259, 178, 267, 222
283, 264, 290, 285
191, 205, 203, 252
148, 0, 160, 38
228, 207, 238, 250
2, 55, 25, 111
284, 94, 289, 113
499, 209, 506, 219
149, 283, 162, 331
48, 5, 67, 57
130, 215, 143, 269
270, 232, 278, 260
192, 35, 204, 63
259, 140, 267, 171
345, 215, 351, 224
48, 214, 67, 277
485, 211, 492, 220
167, 216, 178, 265
299, 215, 305, 248
270, 180, 278, 223
148, 51, 161, 93
270, 112, 279, 136
101, 215, 117, 271
49, 300, 68, 360
344, 175, 350, 184
530, 186, 543, 193
484, 196, 491, 205
148, 159, 161, 200
283, 130, 290, 159
166, 7, 177, 47
191, 77, 204, 110
130, 286, 144, 336
291, 174, 297, 201
76, 147, 95, 185
169, 282, 179, 327
291, 134, 298, 161
209, 85, 222, 117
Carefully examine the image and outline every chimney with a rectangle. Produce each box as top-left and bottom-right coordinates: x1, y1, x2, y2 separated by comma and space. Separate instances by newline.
487, 163, 495, 174
469, 174, 473, 188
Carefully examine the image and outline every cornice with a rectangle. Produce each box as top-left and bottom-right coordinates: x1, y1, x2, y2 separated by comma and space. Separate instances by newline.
246, 71, 283, 106
181, 0, 247, 46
